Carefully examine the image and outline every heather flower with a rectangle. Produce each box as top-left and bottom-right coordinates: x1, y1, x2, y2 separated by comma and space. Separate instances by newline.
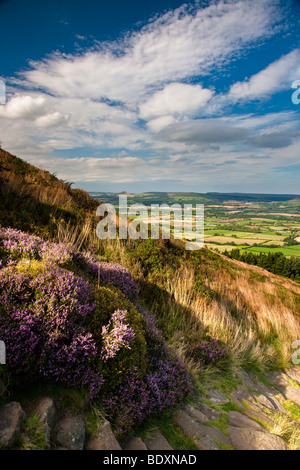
0, 265, 102, 397
101, 307, 193, 433
100, 309, 135, 361
0, 226, 72, 267
87, 261, 139, 299
188, 337, 228, 365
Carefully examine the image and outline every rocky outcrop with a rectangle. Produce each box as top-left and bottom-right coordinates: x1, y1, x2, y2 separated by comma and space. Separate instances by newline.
144, 429, 173, 450
0, 366, 299, 450
174, 408, 231, 448
122, 436, 147, 450
228, 427, 286, 450
55, 415, 86, 450
88, 419, 121, 450
0, 401, 26, 448
33, 397, 57, 449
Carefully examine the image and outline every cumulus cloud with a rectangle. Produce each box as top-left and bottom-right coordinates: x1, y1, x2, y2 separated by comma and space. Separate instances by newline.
146, 115, 177, 132
35, 112, 70, 127
0, 94, 46, 119
34, 155, 148, 182
139, 83, 213, 121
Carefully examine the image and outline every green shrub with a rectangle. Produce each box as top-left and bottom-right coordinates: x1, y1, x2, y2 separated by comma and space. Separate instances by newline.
88, 286, 148, 388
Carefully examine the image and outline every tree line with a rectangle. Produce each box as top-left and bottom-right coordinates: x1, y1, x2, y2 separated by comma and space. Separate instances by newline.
224, 249, 300, 282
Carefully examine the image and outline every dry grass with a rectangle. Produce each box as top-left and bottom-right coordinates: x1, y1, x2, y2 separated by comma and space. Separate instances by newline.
57, 218, 94, 252
269, 412, 300, 450
159, 255, 300, 370
93, 236, 300, 371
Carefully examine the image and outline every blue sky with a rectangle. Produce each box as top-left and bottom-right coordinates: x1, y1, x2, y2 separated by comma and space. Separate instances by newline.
0, 0, 300, 193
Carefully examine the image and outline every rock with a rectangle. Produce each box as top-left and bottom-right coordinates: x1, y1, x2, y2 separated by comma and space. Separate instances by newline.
89, 419, 121, 450
284, 367, 300, 385
206, 389, 230, 405
266, 372, 290, 392
33, 397, 57, 449
174, 409, 204, 440
264, 394, 287, 414
56, 415, 86, 450
123, 436, 147, 450
242, 402, 275, 427
194, 436, 220, 450
0, 401, 26, 448
144, 429, 173, 450
252, 393, 278, 412
231, 384, 254, 407
240, 371, 255, 388
174, 410, 230, 447
182, 404, 209, 424
242, 371, 286, 404
194, 403, 222, 421
266, 371, 300, 406
228, 411, 264, 431
202, 425, 231, 447
284, 387, 300, 407
228, 426, 286, 450
34, 397, 56, 429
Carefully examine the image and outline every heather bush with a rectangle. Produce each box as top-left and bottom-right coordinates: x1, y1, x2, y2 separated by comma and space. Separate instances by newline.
0, 225, 193, 432
87, 260, 139, 300
89, 286, 147, 388
0, 256, 147, 397
188, 337, 229, 365
100, 310, 135, 361
0, 226, 139, 300
0, 226, 72, 267
101, 307, 193, 433
0, 266, 104, 397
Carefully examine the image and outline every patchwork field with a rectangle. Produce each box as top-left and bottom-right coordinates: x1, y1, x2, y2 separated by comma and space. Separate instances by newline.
91, 191, 300, 257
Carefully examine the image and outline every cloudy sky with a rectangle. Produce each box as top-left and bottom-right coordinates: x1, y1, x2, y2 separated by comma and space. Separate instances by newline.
0, 0, 300, 193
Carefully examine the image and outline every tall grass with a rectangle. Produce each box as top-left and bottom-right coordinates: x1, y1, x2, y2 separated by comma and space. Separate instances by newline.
57, 218, 94, 251
99, 237, 300, 374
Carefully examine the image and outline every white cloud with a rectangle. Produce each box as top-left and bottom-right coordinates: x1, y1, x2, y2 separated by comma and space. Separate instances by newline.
0, 0, 297, 192
35, 112, 69, 127
0, 94, 46, 119
146, 115, 177, 132
139, 83, 213, 121
20, 0, 280, 105
229, 49, 300, 101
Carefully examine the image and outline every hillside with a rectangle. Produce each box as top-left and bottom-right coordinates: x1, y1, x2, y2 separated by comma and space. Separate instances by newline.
0, 148, 99, 240
0, 149, 300, 451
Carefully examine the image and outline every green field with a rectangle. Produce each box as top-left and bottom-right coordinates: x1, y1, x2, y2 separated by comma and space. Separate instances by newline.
90, 191, 300, 257
245, 245, 300, 257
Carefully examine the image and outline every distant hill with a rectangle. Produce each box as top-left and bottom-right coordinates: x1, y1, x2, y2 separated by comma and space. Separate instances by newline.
90, 191, 300, 207
0, 147, 99, 239
207, 192, 300, 202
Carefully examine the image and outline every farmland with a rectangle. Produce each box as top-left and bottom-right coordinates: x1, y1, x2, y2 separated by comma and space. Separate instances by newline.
90, 191, 300, 257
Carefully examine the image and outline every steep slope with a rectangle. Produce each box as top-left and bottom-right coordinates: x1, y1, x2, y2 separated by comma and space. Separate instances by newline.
0, 147, 99, 239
